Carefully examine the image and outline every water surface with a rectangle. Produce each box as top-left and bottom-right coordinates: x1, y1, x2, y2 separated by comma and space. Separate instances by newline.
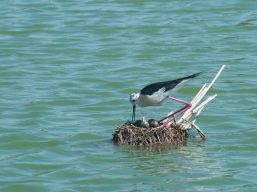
1, 0, 257, 191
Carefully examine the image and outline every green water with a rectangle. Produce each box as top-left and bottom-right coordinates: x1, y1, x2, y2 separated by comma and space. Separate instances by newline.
1, 1, 257, 191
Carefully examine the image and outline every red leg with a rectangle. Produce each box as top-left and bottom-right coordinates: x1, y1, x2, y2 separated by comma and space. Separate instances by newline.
157, 96, 192, 128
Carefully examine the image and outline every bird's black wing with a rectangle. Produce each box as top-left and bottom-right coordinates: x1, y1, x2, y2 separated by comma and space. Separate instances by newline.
140, 81, 176, 95
140, 72, 202, 95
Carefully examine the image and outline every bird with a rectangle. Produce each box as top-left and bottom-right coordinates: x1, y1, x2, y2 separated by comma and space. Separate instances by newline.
129, 72, 202, 125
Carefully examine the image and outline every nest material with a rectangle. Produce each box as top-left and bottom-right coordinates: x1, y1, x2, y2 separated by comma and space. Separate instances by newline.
112, 122, 188, 146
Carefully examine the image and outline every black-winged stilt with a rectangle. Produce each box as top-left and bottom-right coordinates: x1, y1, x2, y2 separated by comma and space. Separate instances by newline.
129, 72, 202, 126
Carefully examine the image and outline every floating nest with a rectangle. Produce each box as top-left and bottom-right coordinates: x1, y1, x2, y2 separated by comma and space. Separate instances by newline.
112, 119, 188, 146
112, 66, 226, 147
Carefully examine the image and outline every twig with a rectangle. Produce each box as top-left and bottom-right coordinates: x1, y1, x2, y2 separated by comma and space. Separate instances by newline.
177, 65, 225, 138
192, 123, 207, 140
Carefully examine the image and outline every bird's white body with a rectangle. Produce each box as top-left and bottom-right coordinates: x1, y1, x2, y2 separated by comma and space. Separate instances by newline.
137, 94, 162, 107
136, 88, 167, 107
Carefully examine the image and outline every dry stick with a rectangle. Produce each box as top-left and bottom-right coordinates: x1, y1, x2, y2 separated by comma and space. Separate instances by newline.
181, 94, 217, 131
179, 87, 206, 123
166, 84, 207, 125
181, 83, 207, 120
185, 86, 209, 118
191, 84, 207, 106
178, 87, 207, 123
177, 65, 225, 137
195, 64, 225, 105
193, 94, 217, 115
192, 123, 207, 140
182, 64, 225, 122
182, 94, 217, 127
183, 65, 225, 121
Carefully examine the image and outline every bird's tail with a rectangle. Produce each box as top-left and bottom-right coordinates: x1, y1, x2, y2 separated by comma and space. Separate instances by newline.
179, 72, 202, 81
169, 72, 202, 93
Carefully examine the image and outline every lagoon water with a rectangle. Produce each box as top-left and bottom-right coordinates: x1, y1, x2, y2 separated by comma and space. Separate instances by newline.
1, 0, 257, 191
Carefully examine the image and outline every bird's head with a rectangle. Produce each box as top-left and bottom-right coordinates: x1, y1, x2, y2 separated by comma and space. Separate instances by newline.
129, 92, 140, 105
129, 92, 140, 122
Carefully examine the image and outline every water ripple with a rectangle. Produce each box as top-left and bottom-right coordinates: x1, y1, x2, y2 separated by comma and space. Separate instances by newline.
1, 0, 257, 191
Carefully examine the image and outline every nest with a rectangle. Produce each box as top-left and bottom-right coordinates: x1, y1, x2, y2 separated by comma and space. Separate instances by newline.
112, 120, 188, 146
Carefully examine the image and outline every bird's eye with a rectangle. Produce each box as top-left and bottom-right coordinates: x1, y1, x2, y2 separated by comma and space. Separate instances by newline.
132, 99, 135, 102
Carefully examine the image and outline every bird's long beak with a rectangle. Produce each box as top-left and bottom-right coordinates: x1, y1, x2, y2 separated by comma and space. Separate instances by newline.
132, 104, 136, 122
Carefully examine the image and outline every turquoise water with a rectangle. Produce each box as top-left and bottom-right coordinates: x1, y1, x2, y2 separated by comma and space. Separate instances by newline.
1, 0, 257, 191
